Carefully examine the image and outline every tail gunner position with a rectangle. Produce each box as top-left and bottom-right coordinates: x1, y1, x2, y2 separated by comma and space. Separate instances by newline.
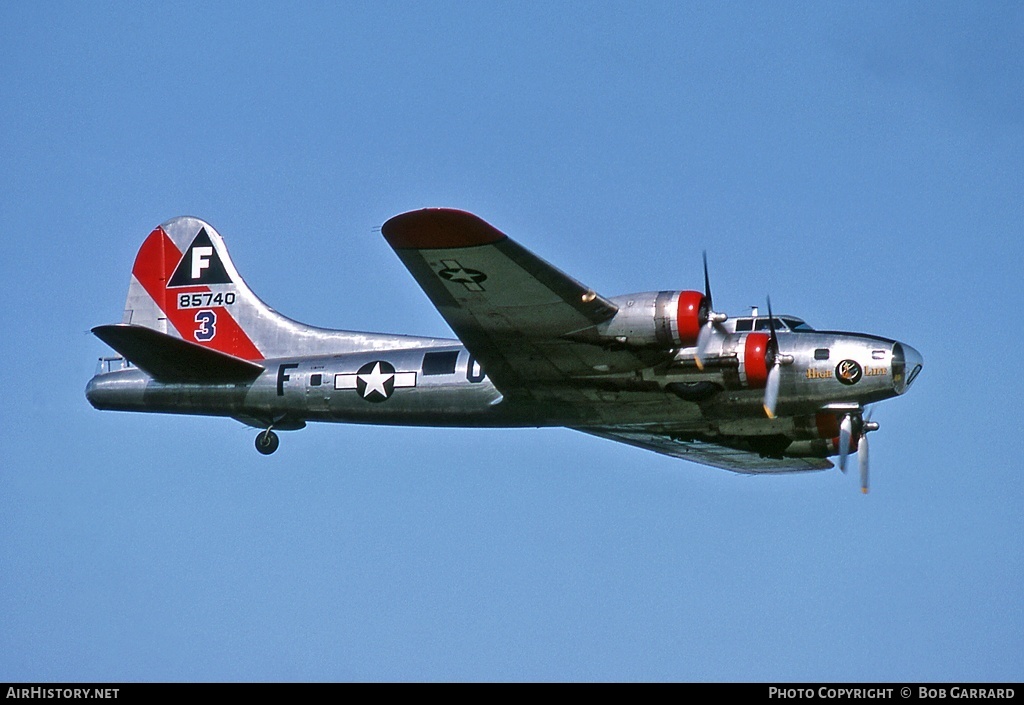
87, 210, 922, 492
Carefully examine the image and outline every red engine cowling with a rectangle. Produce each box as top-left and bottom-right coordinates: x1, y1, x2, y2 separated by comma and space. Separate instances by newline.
739, 332, 770, 388
675, 290, 705, 347
789, 413, 863, 457
813, 413, 861, 455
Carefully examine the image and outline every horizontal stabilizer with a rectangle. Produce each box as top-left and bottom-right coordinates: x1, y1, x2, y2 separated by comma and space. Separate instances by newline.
92, 324, 265, 383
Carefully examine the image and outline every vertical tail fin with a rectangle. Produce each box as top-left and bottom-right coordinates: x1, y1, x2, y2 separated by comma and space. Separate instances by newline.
124, 217, 274, 361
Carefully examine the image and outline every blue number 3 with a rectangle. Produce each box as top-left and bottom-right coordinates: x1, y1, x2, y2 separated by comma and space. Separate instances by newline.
194, 310, 217, 341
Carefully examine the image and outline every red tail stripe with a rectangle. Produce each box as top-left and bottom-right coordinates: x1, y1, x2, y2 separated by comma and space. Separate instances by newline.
132, 227, 263, 361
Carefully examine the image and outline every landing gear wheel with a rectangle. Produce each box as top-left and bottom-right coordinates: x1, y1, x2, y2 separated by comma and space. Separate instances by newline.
255, 429, 279, 455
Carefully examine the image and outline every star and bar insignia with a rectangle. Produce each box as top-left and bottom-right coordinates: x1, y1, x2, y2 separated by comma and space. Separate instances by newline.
437, 260, 487, 291
334, 361, 417, 402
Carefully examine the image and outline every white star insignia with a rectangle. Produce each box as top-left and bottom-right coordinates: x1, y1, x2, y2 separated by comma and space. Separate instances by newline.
360, 361, 393, 398
445, 268, 476, 284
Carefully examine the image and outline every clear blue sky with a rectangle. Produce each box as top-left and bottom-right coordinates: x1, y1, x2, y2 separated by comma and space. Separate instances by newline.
2, 1, 1021, 682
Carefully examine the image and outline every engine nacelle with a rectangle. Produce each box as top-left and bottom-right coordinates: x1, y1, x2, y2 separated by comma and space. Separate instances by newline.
600, 290, 706, 348
697, 332, 774, 393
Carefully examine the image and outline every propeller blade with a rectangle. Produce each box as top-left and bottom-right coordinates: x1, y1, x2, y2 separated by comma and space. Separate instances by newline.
761, 296, 782, 419
695, 322, 712, 371
694, 253, 732, 371
838, 414, 852, 473
695, 252, 715, 371
858, 432, 870, 494
763, 362, 780, 418
702, 251, 713, 308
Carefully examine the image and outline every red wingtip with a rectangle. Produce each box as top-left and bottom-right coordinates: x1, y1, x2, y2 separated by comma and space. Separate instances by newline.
381, 208, 507, 250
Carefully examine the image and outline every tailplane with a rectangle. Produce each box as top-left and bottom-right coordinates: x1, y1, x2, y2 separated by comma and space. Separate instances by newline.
92, 324, 264, 383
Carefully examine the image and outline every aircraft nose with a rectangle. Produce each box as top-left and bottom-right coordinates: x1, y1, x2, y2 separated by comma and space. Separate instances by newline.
892, 342, 923, 395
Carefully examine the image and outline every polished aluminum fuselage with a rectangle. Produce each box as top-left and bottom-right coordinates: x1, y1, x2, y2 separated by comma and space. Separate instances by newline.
87, 322, 921, 441
88, 343, 511, 427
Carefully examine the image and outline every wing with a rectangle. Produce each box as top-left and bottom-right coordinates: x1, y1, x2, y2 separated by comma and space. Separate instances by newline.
578, 428, 833, 474
382, 209, 664, 403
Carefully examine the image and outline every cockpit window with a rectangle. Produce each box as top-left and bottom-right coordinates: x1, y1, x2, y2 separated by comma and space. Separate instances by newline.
735, 317, 812, 333
754, 317, 787, 331
782, 318, 814, 331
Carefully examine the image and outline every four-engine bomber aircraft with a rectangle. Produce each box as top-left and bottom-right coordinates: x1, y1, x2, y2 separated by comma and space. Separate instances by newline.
86, 209, 922, 492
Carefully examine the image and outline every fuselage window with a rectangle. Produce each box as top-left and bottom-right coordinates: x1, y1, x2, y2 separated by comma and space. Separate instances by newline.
309, 373, 322, 387
422, 350, 460, 376
735, 319, 753, 332
814, 348, 830, 360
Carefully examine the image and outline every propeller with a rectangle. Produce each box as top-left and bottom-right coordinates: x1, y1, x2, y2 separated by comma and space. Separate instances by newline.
837, 407, 878, 493
762, 296, 792, 418
694, 252, 728, 370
